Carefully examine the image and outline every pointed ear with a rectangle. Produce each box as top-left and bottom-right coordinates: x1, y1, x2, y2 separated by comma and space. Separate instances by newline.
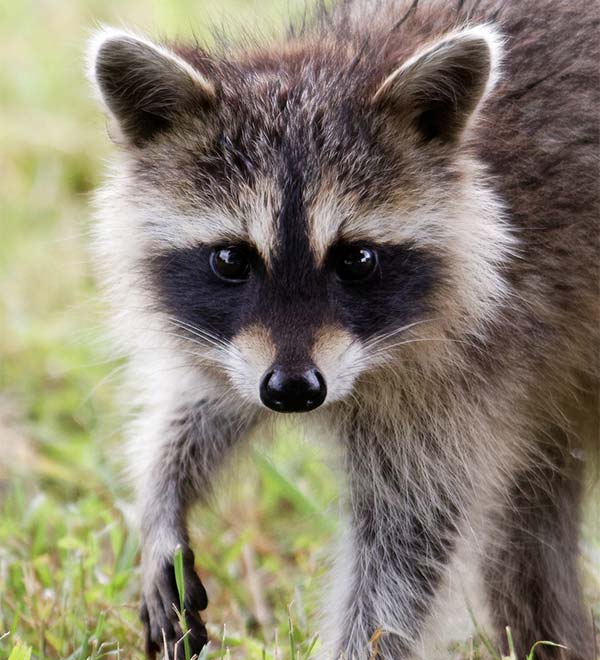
87, 27, 215, 146
372, 25, 502, 143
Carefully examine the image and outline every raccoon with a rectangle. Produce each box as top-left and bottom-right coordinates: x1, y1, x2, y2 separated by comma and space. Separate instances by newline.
87, 0, 599, 658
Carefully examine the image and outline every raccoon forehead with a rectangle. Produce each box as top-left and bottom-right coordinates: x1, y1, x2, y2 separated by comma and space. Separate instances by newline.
129, 172, 433, 266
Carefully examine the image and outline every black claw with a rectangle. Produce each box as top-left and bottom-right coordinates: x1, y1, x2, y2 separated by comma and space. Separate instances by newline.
140, 601, 150, 625
184, 571, 209, 612
183, 549, 209, 612
141, 598, 160, 658
189, 614, 209, 647
145, 638, 158, 660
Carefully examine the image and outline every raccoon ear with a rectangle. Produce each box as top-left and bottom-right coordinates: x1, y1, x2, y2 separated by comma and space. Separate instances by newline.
87, 27, 215, 146
372, 25, 502, 143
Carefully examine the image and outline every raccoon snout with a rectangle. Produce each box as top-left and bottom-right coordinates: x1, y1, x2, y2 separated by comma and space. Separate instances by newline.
259, 366, 327, 413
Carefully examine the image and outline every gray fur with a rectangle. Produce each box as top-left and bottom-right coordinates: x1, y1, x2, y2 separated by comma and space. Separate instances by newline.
87, 1, 599, 658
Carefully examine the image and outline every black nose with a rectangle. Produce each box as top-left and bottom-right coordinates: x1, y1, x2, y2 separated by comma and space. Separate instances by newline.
260, 367, 327, 413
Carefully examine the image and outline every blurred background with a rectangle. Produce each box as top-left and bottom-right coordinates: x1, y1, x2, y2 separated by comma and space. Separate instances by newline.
0, 1, 598, 659
1, 1, 342, 658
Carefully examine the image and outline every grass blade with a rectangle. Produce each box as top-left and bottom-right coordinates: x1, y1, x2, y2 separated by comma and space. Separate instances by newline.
173, 546, 191, 660
527, 641, 567, 660
8, 644, 32, 660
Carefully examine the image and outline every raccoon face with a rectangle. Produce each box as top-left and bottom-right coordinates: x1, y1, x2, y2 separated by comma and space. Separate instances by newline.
89, 25, 510, 412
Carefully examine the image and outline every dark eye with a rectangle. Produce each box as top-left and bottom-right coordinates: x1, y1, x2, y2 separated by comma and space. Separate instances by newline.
335, 246, 378, 282
210, 246, 251, 282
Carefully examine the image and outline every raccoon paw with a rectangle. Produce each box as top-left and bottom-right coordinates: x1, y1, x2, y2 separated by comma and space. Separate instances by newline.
141, 547, 209, 659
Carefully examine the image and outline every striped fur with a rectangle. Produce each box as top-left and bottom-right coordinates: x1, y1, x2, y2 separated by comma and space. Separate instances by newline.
88, 1, 599, 657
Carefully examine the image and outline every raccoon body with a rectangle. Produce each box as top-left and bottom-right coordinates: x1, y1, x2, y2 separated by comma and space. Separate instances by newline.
88, 1, 599, 658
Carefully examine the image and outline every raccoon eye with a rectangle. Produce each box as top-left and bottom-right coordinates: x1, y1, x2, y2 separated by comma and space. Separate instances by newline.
210, 246, 251, 283
335, 246, 378, 282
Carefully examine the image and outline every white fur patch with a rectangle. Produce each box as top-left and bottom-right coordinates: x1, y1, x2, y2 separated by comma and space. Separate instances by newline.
239, 178, 281, 265
96, 167, 279, 266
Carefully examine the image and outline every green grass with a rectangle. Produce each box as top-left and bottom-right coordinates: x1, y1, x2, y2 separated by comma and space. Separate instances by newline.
0, 2, 337, 656
0, 1, 598, 658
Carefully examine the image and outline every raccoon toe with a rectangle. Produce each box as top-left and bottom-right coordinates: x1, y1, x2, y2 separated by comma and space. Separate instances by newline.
141, 589, 179, 654
178, 547, 209, 613
140, 601, 160, 659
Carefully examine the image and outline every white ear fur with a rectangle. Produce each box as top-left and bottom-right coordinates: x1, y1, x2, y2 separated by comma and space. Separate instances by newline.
373, 25, 503, 142
86, 26, 215, 144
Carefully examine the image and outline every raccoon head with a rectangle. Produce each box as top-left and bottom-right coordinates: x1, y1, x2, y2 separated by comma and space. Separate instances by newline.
89, 23, 512, 413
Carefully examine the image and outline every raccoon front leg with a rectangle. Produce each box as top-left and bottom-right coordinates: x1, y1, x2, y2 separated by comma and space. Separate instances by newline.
483, 434, 595, 660
327, 429, 470, 660
133, 398, 254, 659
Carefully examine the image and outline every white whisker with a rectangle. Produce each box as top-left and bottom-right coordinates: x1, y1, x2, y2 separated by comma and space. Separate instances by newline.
361, 318, 441, 352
